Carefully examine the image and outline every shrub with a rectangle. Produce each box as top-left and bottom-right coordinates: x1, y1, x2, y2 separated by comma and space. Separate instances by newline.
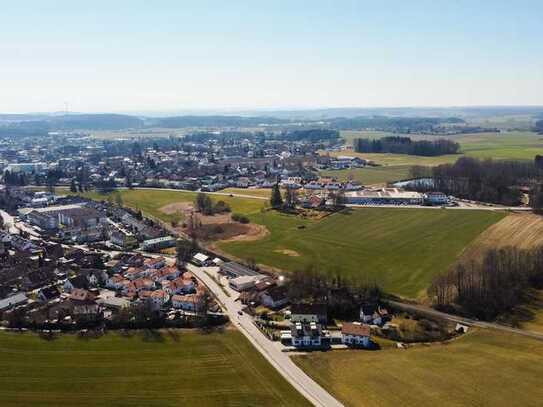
232, 213, 250, 224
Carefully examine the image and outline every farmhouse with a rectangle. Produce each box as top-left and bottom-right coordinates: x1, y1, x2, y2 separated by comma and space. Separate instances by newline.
342, 322, 371, 347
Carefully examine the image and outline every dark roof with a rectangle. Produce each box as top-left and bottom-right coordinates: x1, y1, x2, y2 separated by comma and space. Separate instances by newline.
360, 304, 377, 315
291, 303, 327, 316
25, 269, 55, 287
265, 286, 288, 302
221, 262, 260, 277
67, 275, 89, 290
39, 286, 61, 301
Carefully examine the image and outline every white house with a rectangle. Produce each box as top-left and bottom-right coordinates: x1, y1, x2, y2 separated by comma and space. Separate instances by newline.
342, 322, 371, 347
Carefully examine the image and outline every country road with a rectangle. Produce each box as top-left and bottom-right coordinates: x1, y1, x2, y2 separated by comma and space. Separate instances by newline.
185, 264, 344, 407
387, 300, 543, 341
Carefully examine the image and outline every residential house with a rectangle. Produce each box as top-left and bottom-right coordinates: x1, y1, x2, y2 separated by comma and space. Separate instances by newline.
260, 286, 289, 309
171, 293, 202, 312
342, 322, 371, 348
148, 290, 169, 310
282, 321, 331, 348
143, 256, 166, 270
38, 286, 61, 302
64, 275, 90, 292
290, 303, 328, 325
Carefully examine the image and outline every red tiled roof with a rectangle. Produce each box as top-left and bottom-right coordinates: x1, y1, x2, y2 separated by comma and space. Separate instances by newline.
342, 322, 370, 337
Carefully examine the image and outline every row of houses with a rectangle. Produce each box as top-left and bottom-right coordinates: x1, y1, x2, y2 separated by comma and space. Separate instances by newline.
280, 304, 373, 349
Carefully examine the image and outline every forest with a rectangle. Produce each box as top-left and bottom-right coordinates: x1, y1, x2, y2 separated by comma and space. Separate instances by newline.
430, 246, 543, 320
353, 136, 460, 156
410, 157, 543, 206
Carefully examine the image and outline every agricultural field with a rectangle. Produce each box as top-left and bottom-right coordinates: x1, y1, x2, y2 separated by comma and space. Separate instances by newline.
220, 208, 504, 298
319, 165, 412, 185
293, 329, 543, 407
328, 131, 543, 185
457, 212, 543, 264
0, 330, 309, 407
67, 188, 505, 298
456, 131, 543, 161
454, 212, 543, 332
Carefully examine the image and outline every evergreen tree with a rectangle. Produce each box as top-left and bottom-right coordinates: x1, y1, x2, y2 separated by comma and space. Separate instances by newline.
270, 183, 283, 208
70, 179, 78, 193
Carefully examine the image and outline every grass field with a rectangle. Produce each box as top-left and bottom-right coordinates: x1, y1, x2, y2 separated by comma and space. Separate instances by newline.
66, 189, 265, 223
220, 208, 504, 298
329, 131, 543, 184
221, 188, 271, 198
0, 330, 309, 407
293, 329, 543, 407
319, 165, 412, 185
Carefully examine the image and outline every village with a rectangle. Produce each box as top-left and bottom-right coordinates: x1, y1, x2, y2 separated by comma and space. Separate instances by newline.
0, 183, 464, 353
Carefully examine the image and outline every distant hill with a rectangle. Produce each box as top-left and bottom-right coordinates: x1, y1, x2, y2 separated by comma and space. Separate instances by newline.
0, 114, 144, 131
149, 115, 289, 128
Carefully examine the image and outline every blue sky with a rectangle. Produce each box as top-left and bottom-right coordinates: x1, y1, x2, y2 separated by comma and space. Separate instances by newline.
1, 1, 542, 112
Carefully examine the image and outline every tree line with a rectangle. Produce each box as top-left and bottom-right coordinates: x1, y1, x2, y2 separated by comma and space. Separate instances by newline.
286, 266, 382, 319
430, 246, 543, 321
409, 157, 543, 206
353, 136, 460, 156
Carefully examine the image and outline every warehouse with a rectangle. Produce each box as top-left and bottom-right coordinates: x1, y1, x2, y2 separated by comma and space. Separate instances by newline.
345, 188, 424, 205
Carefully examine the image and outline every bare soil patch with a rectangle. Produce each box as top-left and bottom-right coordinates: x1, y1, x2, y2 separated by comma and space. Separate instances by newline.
274, 249, 301, 257
160, 201, 269, 243
160, 201, 193, 215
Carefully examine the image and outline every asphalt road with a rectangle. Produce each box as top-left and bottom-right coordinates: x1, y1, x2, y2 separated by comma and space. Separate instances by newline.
185, 264, 344, 407
0, 209, 20, 234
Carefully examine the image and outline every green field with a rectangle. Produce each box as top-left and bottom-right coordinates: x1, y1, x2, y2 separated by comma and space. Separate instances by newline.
0, 330, 309, 407
66, 189, 264, 223
330, 131, 543, 184
221, 188, 271, 198
294, 329, 543, 407
67, 189, 504, 298
220, 208, 504, 298
320, 165, 413, 185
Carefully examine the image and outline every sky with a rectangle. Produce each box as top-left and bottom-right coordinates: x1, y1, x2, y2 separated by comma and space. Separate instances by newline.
1, 0, 542, 113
